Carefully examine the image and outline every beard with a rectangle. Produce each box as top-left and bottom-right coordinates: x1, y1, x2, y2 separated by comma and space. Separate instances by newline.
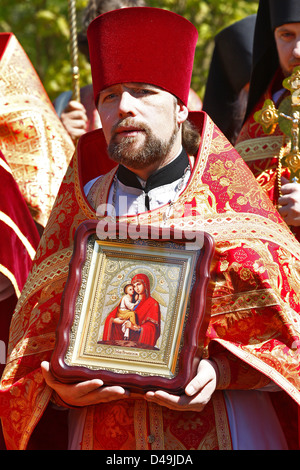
107, 118, 178, 170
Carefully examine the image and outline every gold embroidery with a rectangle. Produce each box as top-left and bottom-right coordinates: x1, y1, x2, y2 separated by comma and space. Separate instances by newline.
212, 391, 232, 450
81, 406, 95, 450
13, 247, 72, 316
211, 289, 280, 316
148, 402, 164, 450
215, 338, 300, 404
0, 34, 74, 226
213, 356, 231, 389
235, 135, 284, 162
7, 332, 56, 364
19, 386, 52, 450
134, 400, 149, 450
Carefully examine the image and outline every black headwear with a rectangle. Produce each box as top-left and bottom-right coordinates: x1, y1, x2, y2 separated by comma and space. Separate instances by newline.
245, 0, 300, 121
269, 0, 300, 29
203, 15, 256, 143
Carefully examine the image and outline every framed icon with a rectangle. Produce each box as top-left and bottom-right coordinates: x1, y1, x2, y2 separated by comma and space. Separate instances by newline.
50, 219, 214, 394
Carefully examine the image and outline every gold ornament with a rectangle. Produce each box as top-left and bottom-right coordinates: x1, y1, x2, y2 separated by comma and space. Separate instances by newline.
254, 66, 300, 183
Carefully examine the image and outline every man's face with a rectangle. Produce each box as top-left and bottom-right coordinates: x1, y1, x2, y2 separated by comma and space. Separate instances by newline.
98, 83, 188, 171
274, 23, 300, 77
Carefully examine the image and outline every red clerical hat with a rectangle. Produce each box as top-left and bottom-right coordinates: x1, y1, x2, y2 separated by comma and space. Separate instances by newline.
87, 7, 198, 106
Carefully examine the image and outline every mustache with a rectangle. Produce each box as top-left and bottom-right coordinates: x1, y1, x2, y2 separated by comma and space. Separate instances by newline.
110, 118, 150, 138
289, 60, 300, 69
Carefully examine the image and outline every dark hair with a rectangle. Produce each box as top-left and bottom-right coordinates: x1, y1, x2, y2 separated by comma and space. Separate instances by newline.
182, 119, 201, 156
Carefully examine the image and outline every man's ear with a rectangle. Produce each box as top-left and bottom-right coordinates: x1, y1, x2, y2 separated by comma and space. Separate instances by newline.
176, 102, 189, 125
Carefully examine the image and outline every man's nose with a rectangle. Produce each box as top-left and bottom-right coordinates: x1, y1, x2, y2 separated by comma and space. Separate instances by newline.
118, 91, 137, 118
293, 38, 300, 58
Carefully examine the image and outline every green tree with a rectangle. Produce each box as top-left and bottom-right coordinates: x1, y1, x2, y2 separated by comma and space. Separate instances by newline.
0, 0, 90, 100
0, 0, 258, 101
149, 0, 258, 97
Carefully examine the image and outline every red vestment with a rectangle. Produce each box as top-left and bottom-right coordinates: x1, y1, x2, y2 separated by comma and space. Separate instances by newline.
0, 150, 40, 449
236, 70, 300, 241
0, 112, 299, 450
0, 33, 74, 228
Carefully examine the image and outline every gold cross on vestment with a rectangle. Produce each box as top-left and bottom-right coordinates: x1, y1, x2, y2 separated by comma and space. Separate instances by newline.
254, 66, 300, 183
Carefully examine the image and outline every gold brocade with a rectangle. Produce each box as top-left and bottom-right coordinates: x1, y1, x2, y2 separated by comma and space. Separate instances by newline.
6, 247, 73, 360
83, 115, 300, 406
234, 135, 283, 163
0, 34, 74, 226
86, 117, 300, 260
2, 113, 300, 449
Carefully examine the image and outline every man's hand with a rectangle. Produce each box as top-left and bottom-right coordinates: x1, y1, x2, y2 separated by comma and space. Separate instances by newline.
278, 177, 300, 226
60, 100, 88, 140
41, 361, 129, 407
145, 359, 218, 412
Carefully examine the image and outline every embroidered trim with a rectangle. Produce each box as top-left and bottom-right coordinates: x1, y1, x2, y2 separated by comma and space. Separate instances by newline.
13, 247, 73, 316
211, 289, 280, 316
19, 386, 52, 450
212, 356, 231, 389
235, 135, 284, 162
134, 400, 149, 450
7, 332, 56, 363
213, 338, 300, 405
81, 406, 95, 450
148, 402, 164, 450
0, 35, 74, 227
212, 391, 232, 450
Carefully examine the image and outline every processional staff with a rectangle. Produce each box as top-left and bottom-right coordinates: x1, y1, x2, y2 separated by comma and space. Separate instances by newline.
254, 66, 300, 191
68, 0, 80, 102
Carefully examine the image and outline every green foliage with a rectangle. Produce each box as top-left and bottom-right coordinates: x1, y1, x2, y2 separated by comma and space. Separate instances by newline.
0, 0, 258, 101
0, 0, 90, 100
148, 0, 258, 98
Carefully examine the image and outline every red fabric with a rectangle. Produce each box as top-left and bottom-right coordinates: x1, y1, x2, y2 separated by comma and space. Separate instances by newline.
87, 7, 198, 106
0, 151, 40, 293
0, 32, 12, 60
1, 112, 300, 449
236, 70, 300, 241
0, 151, 40, 450
0, 294, 17, 451
0, 33, 74, 228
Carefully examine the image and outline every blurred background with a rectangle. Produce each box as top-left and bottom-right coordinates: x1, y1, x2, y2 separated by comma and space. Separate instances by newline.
0, 0, 258, 102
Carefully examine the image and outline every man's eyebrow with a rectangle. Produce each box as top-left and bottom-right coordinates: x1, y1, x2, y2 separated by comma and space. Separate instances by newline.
99, 83, 160, 97
99, 87, 115, 95
275, 26, 293, 33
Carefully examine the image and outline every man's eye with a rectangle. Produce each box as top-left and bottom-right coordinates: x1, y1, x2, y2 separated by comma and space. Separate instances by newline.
134, 88, 154, 96
101, 93, 117, 103
106, 93, 116, 100
281, 32, 294, 40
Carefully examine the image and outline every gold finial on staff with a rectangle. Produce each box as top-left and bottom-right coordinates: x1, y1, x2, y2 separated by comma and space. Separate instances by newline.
68, 0, 80, 102
254, 66, 300, 185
